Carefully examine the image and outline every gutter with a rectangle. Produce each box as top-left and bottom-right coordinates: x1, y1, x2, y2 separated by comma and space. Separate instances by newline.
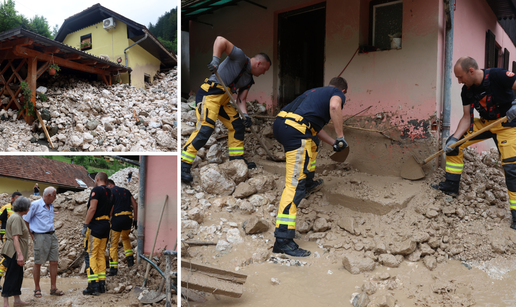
137, 155, 147, 265
124, 32, 148, 86
442, 0, 454, 164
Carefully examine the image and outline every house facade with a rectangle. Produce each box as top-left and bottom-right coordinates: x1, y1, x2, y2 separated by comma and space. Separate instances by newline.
182, 0, 516, 175
56, 4, 176, 89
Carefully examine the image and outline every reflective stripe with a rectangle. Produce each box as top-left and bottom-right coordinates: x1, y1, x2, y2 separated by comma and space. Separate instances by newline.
0, 230, 4, 234
87, 274, 98, 281
229, 147, 244, 155
276, 213, 296, 226
445, 162, 463, 173
181, 151, 195, 162
124, 249, 133, 256
310, 160, 316, 170
291, 140, 306, 187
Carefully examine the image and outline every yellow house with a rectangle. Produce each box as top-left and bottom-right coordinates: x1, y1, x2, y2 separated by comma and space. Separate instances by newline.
54, 4, 176, 89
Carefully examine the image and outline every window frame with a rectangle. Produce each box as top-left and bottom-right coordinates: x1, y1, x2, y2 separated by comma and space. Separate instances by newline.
80, 34, 92, 51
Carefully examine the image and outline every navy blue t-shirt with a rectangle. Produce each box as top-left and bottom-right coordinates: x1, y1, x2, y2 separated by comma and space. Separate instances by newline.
461, 68, 516, 117
281, 86, 346, 132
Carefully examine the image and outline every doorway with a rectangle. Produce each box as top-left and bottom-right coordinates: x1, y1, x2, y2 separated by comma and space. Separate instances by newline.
278, 2, 326, 109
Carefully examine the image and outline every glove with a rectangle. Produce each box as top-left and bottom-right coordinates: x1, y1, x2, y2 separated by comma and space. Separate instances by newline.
507, 100, 516, 122
82, 224, 89, 237
243, 113, 253, 128
132, 220, 138, 230
444, 136, 459, 153
207, 56, 221, 74
333, 136, 348, 152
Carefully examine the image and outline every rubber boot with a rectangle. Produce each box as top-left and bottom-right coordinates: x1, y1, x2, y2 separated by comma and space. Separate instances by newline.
431, 179, 459, 197
126, 255, 135, 267
108, 267, 118, 276
243, 158, 256, 169
181, 161, 193, 182
306, 178, 324, 196
83, 281, 100, 296
98, 280, 106, 293
511, 210, 516, 230
272, 238, 311, 257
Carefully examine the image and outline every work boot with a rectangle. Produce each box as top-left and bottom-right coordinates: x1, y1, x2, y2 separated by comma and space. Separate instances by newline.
126, 255, 135, 267
511, 210, 516, 230
83, 281, 100, 296
272, 238, 311, 257
243, 158, 256, 169
431, 180, 459, 197
306, 178, 324, 196
181, 161, 193, 183
108, 267, 118, 276
98, 280, 106, 293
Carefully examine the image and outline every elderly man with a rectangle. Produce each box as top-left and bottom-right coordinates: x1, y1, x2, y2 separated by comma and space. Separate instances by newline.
83, 172, 113, 295
23, 186, 64, 298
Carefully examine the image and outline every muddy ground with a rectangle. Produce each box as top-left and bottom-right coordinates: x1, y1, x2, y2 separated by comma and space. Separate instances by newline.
181, 100, 516, 306
0, 167, 177, 306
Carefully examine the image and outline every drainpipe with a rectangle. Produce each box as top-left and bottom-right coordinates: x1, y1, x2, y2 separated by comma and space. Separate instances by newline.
442, 0, 454, 163
124, 32, 148, 86
137, 155, 147, 265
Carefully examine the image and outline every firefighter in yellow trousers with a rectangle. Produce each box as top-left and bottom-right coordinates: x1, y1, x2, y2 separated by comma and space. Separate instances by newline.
0, 192, 21, 287
82, 172, 113, 295
106, 179, 137, 276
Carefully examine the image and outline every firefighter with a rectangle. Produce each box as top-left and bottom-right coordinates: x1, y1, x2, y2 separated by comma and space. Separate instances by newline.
0, 192, 21, 287
106, 179, 137, 276
82, 172, 113, 295
181, 36, 271, 182
432, 56, 516, 230
273, 77, 349, 257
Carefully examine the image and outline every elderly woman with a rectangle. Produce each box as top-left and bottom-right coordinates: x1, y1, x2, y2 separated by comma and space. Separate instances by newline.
1, 196, 30, 307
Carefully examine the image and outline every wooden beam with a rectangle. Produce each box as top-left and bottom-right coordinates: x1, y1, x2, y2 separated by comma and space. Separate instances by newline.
64, 54, 81, 60
14, 46, 111, 76
96, 63, 110, 69
42, 46, 60, 54
37, 61, 50, 79
79, 59, 97, 65
0, 37, 33, 50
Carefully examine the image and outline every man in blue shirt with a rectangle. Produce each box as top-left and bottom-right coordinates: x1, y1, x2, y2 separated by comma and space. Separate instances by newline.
272, 77, 349, 257
23, 186, 64, 298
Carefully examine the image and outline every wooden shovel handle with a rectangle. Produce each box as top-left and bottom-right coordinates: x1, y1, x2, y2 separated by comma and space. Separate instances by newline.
423, 116, 507, 165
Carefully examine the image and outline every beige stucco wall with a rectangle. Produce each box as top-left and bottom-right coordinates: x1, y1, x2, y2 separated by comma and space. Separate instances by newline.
0, 177, 52, 197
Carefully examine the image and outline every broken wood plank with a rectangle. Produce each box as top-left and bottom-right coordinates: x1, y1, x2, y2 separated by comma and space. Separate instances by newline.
35, 109, 54, 149
181, 260, 247, 298
183, 240, 217, 246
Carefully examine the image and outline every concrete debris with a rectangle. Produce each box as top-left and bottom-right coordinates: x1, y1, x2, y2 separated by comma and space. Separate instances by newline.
0, 69, 177, 152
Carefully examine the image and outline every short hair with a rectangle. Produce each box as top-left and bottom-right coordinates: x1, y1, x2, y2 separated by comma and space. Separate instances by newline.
254, 53, 271, 64
96, 172, 108, 183
329, 77, 348, 91
43, 186, 56, 196
456, 56, 479, 71
107, 179, 115, 186
11, 192, 22, 199
13, 196, 30, 212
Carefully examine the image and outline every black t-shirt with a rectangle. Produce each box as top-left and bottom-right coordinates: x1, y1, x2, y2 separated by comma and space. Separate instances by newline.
34, 186, 39, 193
128, 171, 133, 179
461, 68, 516, 118
110, 186, 133, 215
87, 185, 113, 238
281, 86, 346, 132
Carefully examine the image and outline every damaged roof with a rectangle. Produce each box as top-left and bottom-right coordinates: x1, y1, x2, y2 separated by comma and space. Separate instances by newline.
54, 3, 176, 67
0, 156, 94, 190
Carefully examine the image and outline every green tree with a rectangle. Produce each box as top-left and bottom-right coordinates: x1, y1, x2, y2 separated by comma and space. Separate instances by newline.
27, 15, 51, 38
148, 7, 177, 53
51, 24, 59, 39
0, 0, 21, 32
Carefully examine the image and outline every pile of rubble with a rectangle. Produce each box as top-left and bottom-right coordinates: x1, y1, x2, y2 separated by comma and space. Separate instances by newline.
0, 69, 177, 152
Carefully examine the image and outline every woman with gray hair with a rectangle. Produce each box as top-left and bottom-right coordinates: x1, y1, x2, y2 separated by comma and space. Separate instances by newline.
1, 196, 30, 306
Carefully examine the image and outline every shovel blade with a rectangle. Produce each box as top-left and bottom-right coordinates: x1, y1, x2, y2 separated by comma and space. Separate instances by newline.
400, 155, 425, 180
330, 146, 350, 163
140, 291, 166, 304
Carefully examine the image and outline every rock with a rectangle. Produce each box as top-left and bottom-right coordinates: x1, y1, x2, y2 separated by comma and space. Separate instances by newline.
206, 143, 224, 164
233, 182, 257, 198
156, 131, 176, 149
391, 239, 416, 255
248, 175, 275, 193
490, 237, 507, 253
252, 249, 269, 263
361, 281, 377, 295
86, 120, 100, 130
238, 200, 255, 214
243, 217, 269, 234
368, 294, 396, 307
104, 122, 114, 132
406, 249, 422, 262
378, 254, 403, 268
342, 252, 375, 275
73, 204, 87, 216
215, 240, 232, 251
352, 292, 371, 307
200, 164, 235, 196
219, 160, 249, 184
312, 217, 330, 232
40, 109, 51, 121
188, 207, 204, 224
413, 231, 430, 243
297, 220, 312, 233
338, 217, 355, 234
271, 278, 280, 286
423, 255, 437, 271
70, 135, 83, 147
248, 194, 268, 207
182, 220, 199, 230
226, 228, 244, 244
54, 220, 64, 230
74, 192, 89, 204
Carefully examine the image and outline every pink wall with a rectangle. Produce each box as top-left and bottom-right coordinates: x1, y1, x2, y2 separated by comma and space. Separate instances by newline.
452, 0, 516, 152
143, 156, 178, 256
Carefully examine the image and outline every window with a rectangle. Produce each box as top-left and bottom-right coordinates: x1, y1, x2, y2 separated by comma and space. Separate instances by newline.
144, 73, 151, 84
359, 0, 403, 52
80, 34, 92, 51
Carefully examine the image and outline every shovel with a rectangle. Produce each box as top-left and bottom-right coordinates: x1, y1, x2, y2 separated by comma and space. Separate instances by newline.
330, 146, 350, 162
214, 72, 284, 162
400, 116, 508, 180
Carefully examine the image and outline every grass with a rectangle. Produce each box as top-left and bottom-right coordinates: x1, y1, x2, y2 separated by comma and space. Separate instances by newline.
41, 155, 136, 177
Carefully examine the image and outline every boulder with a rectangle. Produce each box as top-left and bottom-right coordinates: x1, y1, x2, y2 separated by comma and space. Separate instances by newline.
200, 164, 235, 196
342, 252, 375, 275
233, 182, 257, 198
243, 217, 270, 234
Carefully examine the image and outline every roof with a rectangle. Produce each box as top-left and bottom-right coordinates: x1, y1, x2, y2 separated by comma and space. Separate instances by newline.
55, 3, 176, 67
182, 0, 266, 20
0, 27, 130, 73
0, 157, 94, 190
486, 0, 516, 19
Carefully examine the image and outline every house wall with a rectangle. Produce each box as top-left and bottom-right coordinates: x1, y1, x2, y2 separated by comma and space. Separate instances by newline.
0, 177, 52, 197
452, 0, 516, 152
188, 0, 444, 175
62, 19, 161, 89
142, 156, 177, 255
